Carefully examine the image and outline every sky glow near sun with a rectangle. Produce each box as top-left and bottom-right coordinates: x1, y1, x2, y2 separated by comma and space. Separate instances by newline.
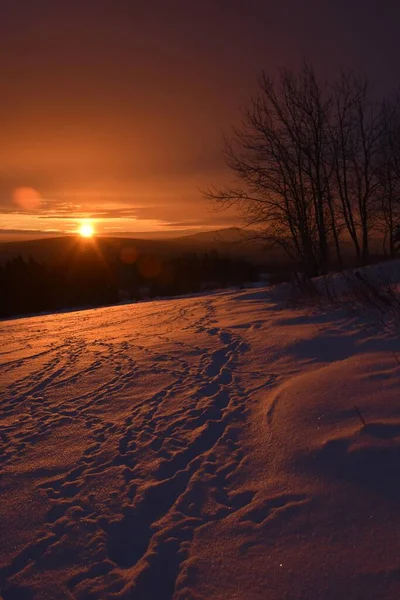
0, 182, 240, 240
0, 1, 397, 241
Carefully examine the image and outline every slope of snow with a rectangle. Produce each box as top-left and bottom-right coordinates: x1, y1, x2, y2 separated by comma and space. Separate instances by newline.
1, 286, 400, 599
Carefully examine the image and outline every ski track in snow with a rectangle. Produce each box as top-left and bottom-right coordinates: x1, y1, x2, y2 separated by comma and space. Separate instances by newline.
0, 292, 276, 599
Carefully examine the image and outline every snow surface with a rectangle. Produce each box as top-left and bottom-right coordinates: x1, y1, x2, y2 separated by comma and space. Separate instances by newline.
1, 285, 400, 599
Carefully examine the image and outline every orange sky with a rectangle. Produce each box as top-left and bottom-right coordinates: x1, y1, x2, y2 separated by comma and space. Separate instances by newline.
1, 1, 399, 240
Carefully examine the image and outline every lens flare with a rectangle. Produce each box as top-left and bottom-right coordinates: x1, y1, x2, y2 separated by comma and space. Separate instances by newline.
13, 187, 42, 210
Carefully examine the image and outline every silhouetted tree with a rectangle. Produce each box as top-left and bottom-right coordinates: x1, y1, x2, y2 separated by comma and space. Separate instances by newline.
205, 65, 336, 276
330, 73, 388, 264
377, 96, 400, 257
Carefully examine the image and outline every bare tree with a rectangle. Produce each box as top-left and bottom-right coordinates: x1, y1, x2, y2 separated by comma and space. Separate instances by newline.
330, 73, 387, 264
377, 96, 400, 257
205, 65, 334, 276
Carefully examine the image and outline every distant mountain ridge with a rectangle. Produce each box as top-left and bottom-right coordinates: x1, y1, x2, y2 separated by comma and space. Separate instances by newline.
0, 228, 267, 266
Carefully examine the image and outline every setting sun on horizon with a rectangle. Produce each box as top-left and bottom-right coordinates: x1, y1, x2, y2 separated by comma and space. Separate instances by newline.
78, 221, 95, 238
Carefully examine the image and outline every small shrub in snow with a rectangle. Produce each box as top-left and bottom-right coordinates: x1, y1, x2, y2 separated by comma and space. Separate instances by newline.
288, 263, 400, 331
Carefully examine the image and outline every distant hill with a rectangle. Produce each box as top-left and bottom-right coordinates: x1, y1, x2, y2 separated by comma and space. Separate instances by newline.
1, 228, 386, 270
170, 228, 268, 258
0, 228, 270, 266
0, 236, 168, 266
174, 227, 254, 243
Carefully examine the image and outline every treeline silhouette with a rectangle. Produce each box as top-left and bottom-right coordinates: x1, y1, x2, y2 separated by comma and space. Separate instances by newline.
0, 247, 259, 318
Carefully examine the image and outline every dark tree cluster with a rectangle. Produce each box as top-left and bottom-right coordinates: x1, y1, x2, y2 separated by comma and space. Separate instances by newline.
206, 65, 400, 276
119, 249, 259, 300
0, 253, 118, 318
0, 249, 259, 318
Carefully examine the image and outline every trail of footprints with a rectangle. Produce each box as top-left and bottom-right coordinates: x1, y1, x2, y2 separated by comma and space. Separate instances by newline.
85, 326, 251, 598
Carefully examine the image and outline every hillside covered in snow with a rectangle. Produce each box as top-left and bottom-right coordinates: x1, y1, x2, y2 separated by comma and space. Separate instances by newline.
1, 285, 400, 599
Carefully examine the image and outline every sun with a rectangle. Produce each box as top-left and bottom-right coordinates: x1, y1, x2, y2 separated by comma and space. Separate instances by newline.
79, 221, 95, 238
